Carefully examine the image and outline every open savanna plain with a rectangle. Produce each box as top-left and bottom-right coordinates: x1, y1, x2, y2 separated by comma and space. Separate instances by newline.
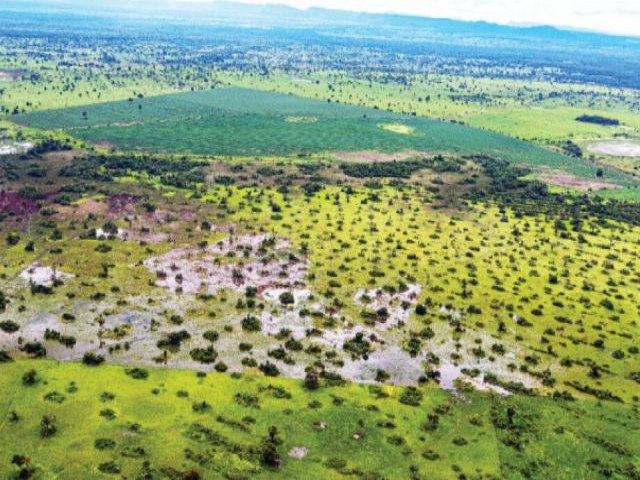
1, 8, 640, 480
1, 142, 639, 478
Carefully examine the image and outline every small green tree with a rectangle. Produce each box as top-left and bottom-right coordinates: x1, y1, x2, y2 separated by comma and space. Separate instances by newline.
261, 426, 282, 468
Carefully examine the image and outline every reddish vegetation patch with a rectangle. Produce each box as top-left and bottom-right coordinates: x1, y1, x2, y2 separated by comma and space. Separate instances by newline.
0, 191, 44, 216
109, 194, 142, 213
543, 174, 620, 191
179, 209, 197, 220
333, 150, 431, 163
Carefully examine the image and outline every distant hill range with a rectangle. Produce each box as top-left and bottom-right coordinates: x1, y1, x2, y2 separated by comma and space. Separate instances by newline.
2, 0, 640, 88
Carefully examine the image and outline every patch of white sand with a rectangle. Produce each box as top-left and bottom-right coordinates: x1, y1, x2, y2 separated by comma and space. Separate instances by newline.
288, 447, 309, 459
354, 283, 421, 330
0, 142, 33, 156
143, 233, 307, 294
589, 142, 640, 157
96, 227, 128, 240
19, 262, 74, 287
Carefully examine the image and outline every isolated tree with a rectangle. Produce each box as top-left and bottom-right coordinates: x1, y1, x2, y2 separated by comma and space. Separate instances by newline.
40, 415, 57, 438
304, 369, 319, 390
261, 426, 282, 468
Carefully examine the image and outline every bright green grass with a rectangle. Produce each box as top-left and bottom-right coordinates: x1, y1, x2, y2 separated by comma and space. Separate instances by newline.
466, 106, 640, 142
0, 360, 638, 479
13, 87, 638, 189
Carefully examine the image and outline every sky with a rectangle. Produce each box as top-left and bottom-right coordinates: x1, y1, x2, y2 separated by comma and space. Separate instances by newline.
184, 0, 640, 36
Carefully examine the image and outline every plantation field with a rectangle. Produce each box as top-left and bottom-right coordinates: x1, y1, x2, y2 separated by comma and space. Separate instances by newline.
13, 87, 638, 189
1, 360, 638, 479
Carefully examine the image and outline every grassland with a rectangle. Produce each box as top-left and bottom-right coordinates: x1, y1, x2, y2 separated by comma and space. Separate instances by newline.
1, 360, 638, 479
217, 71, 640, 142
1, 152, 639, 406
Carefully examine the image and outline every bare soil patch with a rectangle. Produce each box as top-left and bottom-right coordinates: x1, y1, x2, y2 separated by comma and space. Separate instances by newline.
109, 193, 142, 214
94, 141, 117, 150
0, 191, 42, 216
541, 173, 620, 191
144, 233, 308, 295
333, 150, 430, 163
19, 262, 74, 287
589, 142, 640, 157
76, 199, 108, 215
288, 447, 309, 459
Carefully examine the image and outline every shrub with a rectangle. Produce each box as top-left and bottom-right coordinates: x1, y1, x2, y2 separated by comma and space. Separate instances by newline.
94, 438, 116, 450
22, 369, 38, 386
125, 368, 149, 380
0, 351, 13, 363
0, 290, 7, 312
202, 330, 219, 342
40, 415, 57, 438
83, 352, 105, 366
304, 370, 319, 390
259, 361, 280, 377
6, 232, 20, 246
21, 342, 46, 358
98, 461, 120, 474
157, 330, 191, 351
214, 362, 228, 372
279, 291, 295, 305
241, 315, 261, 332
261, 426, 282, 468
399, 387, 423, 406
0, 320, 19, 333
190, 346, 218, 364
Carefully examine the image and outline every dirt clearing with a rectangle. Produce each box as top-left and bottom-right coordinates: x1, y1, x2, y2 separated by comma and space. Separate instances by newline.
333, 150, 429, 163
539, 172, 620, 191
589, 142, 640, 157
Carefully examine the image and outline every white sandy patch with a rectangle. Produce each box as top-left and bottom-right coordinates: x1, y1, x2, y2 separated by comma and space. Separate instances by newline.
96, 227, 128, 240
589, 142, 640, 157
143, 233, 307, 295
339, 344, 423, 385
288, 447, 309, 459
262, 288, 311, 305
260, 309, 313, 338
438, 363, 510, 396
0, 142, 33, 156
354, 283, 421, 330
439, 305, 462, 320
19, 262, 74, 287
208, 233, 291, 255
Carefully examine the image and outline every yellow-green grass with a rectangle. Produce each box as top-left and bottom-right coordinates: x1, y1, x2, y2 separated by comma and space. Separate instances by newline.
212, 184, 640, 401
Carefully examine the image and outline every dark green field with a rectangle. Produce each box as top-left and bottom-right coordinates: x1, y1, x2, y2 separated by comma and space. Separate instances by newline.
14, 87, 637, 188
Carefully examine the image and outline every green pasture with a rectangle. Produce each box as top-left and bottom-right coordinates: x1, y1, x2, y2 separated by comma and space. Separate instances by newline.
0, 360, 638, 479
